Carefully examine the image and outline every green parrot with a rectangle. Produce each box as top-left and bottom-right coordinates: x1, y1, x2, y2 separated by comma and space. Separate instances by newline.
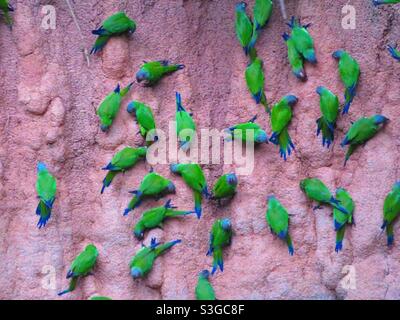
235, 2, 253, 55
35, 162, 57, 229
225, 115, 268, 144
282, 32, 307, 81
0, 0, 13, 28
253, 0, 273, 30
89, 296, 112, 300
265, 196, 294, 255
91, 12, 136, 54
300, 178, 349, 214
388, 44, 400, 62
316, 86, 340, 148
58, 244, 98, 296
341, 115, 389, 166
175, 92, 197, 151
101, 146, 147, 194
287, 16, 317, 64
136, 60, 185, 86
195, 270, 216, 300
133, 199, 194, 239
381, 181, 400, 246
207, 218, 232, 275
269, 95, 298, 160
211, 173, 238, 201
126, 101, 157, 142
332, 50, 360, 115
245, 57, 270, 113
96, 82, 133, 132
170, 163, 209, 219
123, 170, 176, 216
130, 238, 181, 279
333, 188, 355, 253
373, 0, 400, 5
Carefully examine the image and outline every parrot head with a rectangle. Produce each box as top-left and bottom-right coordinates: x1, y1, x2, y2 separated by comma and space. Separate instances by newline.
133, 226, 144, 240
130, 267, 143, 279
394, 181, 400, 190
372, 115, 389, 125
85, 244, 99, 257
235, 2, 247, 11
332, 50, 344, 59
169, 163, 180, 173
316, 86, 325, 96
199, 270, 210, 279
136, 70, 149, 83
37, 162, 47, 172
166, 181, 176, 194
226, 173, 238, 186
100, 123, 110, 132
266, 194, 276, 201
127, 101, 136, 114
255, 130, 268, 144
284, 95, 298, 107
221, 218, 232, 231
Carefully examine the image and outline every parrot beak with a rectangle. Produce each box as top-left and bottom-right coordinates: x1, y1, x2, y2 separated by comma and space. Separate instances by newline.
131, 267, 142, 279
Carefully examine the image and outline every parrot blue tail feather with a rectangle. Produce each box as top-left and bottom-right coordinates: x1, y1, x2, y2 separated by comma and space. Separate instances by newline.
288, 245, 294, 256
388, 45, 400, 61
57, 289, 70, 296
387, 235, 394, 246
335, 241, 343, 253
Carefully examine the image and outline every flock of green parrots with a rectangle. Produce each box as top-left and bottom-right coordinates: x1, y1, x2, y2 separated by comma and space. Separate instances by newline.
0, 0, 399, 300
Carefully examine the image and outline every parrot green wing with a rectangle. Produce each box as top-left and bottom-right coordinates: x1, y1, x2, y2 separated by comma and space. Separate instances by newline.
70, 244, 98, 276
301, 178, 332, 203
130, 246, 156, 277
180, 164, 207, 193
102, 12, 136, 34
319, 88, 339, 124
338, 52, 360, 89
195, 277, 216, 300
212, 174, 236, 199
235, 7, 253, 54
140, 172, 171, 195
383, 186, 400, 224
266, 197, 289, 235
245, 58, 265, 98
97, 91, 121, 129
136, 103, 156, 136
333, 188, 354, 228
288, 17, 316, 63
343, 118, 376, 145
111, 147, 146, 169
90, 296, 112, 300
283, 33, 306, 81
271, 101, 292, 134
253, 0, 273, 29
36, 170, 57, 202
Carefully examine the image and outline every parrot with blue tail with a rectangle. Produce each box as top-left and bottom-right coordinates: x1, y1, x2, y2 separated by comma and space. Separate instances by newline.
0, 0, 13, 28
341, 115, 389, 166
123, 170, 175, 216
96, 82, 133, 132
333, 188, 355, 253
175, 92, 197, 151
332, 50, 360, 115
58, 244, 98, 296
170, 163, 209, 219
282, 32, 307, 81
130, 238, 181, 279
300, 178, 349, 215
207, 218, 232, 275
133, 199, 194, 239
388, 44, 400, 62
211, 173, 238, 201
373, 0, 400, 5
381, 181, 400, 246
101, 146, 147, 194
266, 195, 294, 255
287, 16, 317, 64
245, 57, 270, 113
91, 12, 136, 54
35, 162, 57, 229
316, 86, 340, 148
235, 2, 253, 56
195, 270, 216, 300
225, 115, 268, 144
136, 60, 185, 86
127, 101, 157, 142
269, 95, 298, 160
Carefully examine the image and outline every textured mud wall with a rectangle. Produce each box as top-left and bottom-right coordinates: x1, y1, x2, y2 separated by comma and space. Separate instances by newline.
0, 0, 400, 300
